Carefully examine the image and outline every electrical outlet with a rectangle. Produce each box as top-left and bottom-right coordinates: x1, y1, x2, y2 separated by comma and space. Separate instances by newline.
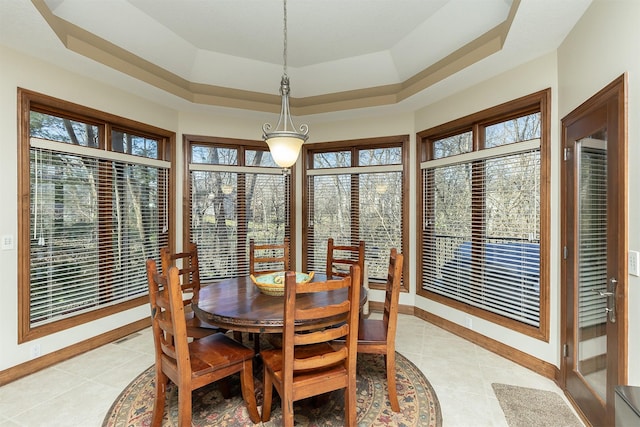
1, 235, 13, 250
465, 317, 473, 330
30, 344, 41, 359
629, 250, 640, 277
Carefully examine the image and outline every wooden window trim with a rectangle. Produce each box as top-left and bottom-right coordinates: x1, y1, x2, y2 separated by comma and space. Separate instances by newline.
302, 135, 410, 292
17, 88, 175, 343
182, 135, 297, 272
416, 89, 551, 341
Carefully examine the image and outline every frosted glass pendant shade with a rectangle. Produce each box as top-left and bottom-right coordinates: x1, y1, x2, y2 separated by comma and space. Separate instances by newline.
265, 135, 304, 168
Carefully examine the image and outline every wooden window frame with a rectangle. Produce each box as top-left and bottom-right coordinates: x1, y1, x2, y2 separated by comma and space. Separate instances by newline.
301, 135, 410, 292
17, 88, 175, 343
416, 89, 551, 341
183, 135, 296, 278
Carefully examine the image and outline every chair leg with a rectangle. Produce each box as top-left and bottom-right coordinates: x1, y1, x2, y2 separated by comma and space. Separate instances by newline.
345, 372, 357, 426
282, 395, 294, 427
386, 351, 400, 412
218, 376, 232, 399
261, 370, 273, 422
239, 360, 260, 424
177, 383, 192, 427
151, 369, 168, 427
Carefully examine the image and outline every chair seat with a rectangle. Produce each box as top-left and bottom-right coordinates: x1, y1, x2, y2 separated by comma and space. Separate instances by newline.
189, 333, 255, 374
357, 318, 387, 344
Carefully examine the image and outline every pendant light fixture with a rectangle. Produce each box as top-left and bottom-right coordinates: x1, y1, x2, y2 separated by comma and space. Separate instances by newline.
262, 0, 309, 168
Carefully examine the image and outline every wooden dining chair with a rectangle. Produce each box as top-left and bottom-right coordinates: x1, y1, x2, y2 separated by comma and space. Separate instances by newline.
260, 266, 362, 427
145, 259, 260, 426
326, 238, 365, 288
249, 237, 290, 275
355, 248, 404, 412
160, 243, 220, 339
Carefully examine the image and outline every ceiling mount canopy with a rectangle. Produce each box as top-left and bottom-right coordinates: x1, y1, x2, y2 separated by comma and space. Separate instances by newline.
262, 0, 309, 169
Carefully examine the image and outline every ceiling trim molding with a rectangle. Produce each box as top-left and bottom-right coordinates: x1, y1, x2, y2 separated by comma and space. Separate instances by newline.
32, 0, 520, 115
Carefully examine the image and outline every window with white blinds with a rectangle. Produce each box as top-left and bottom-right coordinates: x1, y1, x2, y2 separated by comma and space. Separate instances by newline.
29, 140, 169, 326
422, 145, 541, 326
21, 96, 172, 337
419, 96, 548, 334
188, 140, 291, 281
304, 138, 407, 287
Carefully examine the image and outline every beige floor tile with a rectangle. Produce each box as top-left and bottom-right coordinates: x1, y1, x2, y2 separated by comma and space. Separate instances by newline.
92, 352, 155, 390
53, 344, 139, 380
111, 329, 155, 355
9, 381, 120, 427
437, 388, 501, 427
0, 367, 82, 419
0, 418, 21, 427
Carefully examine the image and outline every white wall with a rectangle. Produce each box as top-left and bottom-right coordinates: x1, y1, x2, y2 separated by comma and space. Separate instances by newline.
558, 0, 640, 385
413, 52, 563, 365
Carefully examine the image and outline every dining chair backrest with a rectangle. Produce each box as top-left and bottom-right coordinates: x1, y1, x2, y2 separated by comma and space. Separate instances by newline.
146, 258, 175, 363
160, 242, 202, 306
381, 248, 403, 342
145, 259, 260, 426
160, 243, 220, 339
326, 238, 365, 287
260, 265, 362, 427
249, 237, 290, 275
355, 248, 404, 412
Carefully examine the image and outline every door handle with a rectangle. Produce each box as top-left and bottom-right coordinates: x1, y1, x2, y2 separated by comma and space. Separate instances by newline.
607, 277, 618, 323
592, 289, 614, 297
607, 278, 617, 323
591, 279, 617, 323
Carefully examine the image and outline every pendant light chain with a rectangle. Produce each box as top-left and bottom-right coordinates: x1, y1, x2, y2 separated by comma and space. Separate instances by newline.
283, 0, 288, 77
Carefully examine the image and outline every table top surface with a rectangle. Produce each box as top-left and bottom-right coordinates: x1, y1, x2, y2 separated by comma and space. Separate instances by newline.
193, 273, 366, 333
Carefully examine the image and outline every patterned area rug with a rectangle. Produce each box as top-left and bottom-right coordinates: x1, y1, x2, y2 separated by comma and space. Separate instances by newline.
103, 352, 441, 426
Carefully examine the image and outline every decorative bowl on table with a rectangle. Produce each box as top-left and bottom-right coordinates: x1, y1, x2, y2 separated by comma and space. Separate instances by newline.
250, 271, 314, 296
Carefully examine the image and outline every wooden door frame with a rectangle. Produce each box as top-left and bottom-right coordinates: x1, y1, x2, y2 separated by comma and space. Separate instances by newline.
560, 74, 628, 426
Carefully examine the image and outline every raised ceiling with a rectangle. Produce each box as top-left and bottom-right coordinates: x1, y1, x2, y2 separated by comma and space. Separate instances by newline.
1, 0, 592, 117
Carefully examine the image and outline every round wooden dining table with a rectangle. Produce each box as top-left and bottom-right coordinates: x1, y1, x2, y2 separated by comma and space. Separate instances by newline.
193, 273, 367, 334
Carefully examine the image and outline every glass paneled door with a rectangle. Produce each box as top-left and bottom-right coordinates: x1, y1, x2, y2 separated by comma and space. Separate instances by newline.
561, 76, 627, 427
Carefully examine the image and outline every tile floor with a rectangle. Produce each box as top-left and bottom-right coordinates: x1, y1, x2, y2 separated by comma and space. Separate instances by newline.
0, 313, 584, 426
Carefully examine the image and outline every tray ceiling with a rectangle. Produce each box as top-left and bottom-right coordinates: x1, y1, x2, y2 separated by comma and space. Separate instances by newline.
1, 0, 592, 116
